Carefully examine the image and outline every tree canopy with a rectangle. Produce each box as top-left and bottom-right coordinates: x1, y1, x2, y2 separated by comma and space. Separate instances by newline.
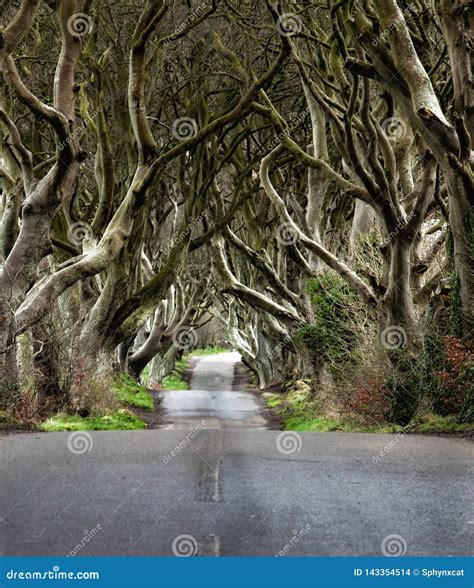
1, 0, 473, 427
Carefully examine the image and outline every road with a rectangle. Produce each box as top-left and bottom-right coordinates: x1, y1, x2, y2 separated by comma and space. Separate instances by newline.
0, 353, 472, 556
159, 352, 267, 429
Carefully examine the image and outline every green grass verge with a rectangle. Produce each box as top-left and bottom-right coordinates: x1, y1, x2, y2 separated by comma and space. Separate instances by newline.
162, 373, 188, 390
411, 414, 473, 434
114, 373, 154, 410
38, 373, 153, 433
188, 345, 228, 356
264, 393, 285, 408
162, 358, 190, 390
284, 415, 473, 434
162, 347, 229, 389
264, 390, 472, 434
40, 409, 146, 431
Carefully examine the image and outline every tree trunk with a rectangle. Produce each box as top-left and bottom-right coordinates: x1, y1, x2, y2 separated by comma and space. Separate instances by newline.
0, 295, 18, 407
384, 239, 417, 336
445, 173, 474, 338
32, 318, 65, 414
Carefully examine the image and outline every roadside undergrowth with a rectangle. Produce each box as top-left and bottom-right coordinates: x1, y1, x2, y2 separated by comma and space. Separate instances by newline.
160, 348, 227, 390
188, 346, 227, 356
264, 380, 473, 435
5, 347, 224, 432
161, 357, 190, 390
40, 410, 146, 431
38, 373, 154, 431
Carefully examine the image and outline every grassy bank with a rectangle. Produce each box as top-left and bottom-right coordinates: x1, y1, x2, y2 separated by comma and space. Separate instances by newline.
264, 383, 473, 435
115, 373, 154, 409
39, 374, 155, 432
188, 345, 227, 356
161, 347, 228, 390
162, 357, 190, 390
41, 410, 146, 431
5, 347, 226, 433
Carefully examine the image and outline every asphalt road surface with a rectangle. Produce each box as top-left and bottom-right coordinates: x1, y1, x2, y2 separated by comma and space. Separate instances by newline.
0, 353, 472, 556
159, 352, 267, 429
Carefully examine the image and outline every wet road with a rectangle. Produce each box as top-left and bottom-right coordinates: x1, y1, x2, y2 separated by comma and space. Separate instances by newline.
1, 353, 472, 557
159, 352, 267, 429
1, 430, 471, 556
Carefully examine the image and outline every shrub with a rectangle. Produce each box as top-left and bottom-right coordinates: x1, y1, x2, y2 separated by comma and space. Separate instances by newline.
433, 336, 473, 418
296, 273, 370, 382
345, 370, 390, 425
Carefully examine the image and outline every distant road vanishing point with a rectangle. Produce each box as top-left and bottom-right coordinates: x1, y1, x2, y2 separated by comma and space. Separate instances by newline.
1, 353, 472, 556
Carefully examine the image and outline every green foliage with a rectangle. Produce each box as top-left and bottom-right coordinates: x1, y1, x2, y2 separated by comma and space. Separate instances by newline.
114, 373, 154, 410
284, 416, 391, 432
420, 322, 473, 421
367, 328, 474, 426
266, 387, 473, 433
40, 409, 146, 431
459, 364, 474, 423
296, 274, 363, 380
188, 346, 227, 356
264, 393, 284, 408
412, 414, 473, 434
174, 358, 189, 372
162, 357, 190, 390
162, 373, 188, 390
283, 414, 472, 434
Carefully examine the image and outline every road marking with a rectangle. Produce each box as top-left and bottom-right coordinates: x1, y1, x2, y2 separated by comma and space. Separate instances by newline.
211, 534, 220, 556
198, 459, 221, 502
198, 534, 220, 556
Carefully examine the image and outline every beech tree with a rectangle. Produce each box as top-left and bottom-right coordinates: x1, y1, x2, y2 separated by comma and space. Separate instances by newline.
1, 0, 472, 425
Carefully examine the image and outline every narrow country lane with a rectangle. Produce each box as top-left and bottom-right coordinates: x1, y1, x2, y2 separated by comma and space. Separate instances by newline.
0, 359, 472, 557
159, 352, 267, 429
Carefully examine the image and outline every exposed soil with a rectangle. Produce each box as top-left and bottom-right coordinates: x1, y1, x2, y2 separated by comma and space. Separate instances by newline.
131, 389, 164, 429
0, 411, 40, 436
0, 423, 40, 436
411, 429, 474, 441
